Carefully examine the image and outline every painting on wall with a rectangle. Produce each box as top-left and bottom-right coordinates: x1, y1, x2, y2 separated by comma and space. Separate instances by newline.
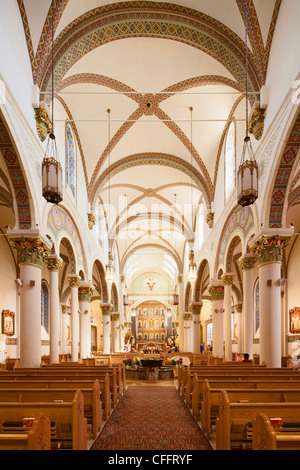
2, 310, 15, 336
290, 307, 300, 334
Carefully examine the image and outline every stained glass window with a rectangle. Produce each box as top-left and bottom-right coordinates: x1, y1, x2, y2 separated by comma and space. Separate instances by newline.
225, 121, 236, 201
254, 278, 260, 334
65, 123, 76, 196
41, 281, 49, 333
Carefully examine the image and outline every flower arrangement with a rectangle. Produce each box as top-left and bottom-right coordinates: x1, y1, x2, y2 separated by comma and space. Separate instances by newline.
123, 358, 133, 366
168, 356, 183, 366
134, 356, 142, 366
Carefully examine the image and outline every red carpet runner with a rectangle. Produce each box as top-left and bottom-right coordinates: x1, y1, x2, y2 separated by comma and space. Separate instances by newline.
90, 385, 212, 450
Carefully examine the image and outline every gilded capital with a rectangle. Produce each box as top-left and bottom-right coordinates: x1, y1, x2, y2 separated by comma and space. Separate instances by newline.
61, 304, 69, 315
222, 273, 234, 286
191, 302, 203, 315
234, 302, 243, 313
101, 303, 113, 315
67, 274, 81, 288
34, 105, 52, 142
111, 313, 120, 321
238, 254, 257, 271
87, 212, 96, 230
208, 282, 224, 301
183, 313, 192, 321
78, 286, 94, 302
9, 234, 51, 268
46, 255, 63, 271
250, 235, 291, 267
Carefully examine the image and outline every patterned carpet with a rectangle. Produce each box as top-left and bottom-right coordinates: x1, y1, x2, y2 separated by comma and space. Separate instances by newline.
90, 385, 212, 450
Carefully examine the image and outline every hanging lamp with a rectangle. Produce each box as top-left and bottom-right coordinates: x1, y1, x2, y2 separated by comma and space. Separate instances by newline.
237, 0, 258, 207
105, 109, 114, 282
187, 109, 197, 282
42, 0, 63, 205
188, 249, 197, 282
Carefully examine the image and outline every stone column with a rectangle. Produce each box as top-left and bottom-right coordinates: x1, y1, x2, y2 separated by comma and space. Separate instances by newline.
111, 313, 120, 353
238, 254, 257, 358
178, 275, 184, 351
234, 302, 243, 355
67, 274, 81, 362
250, 230, 293, 367
222, 273, 234, 362
191, 302, 203, 353
78, 281, 95, 359
101, 303, 112, 354
208, 281, 224, 358
46, 255, 63, 364
119, 275, 126, 352
8, 231, 51, 368
183, 313, 192, 352
60, 303, 69, 356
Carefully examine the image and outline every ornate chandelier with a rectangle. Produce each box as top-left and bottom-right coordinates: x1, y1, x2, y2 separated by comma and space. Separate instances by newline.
42, 0, 63, 205
237, 0, 258, 207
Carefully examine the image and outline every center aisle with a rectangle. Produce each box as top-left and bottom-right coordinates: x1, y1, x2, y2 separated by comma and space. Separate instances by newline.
90, 384, 212, 451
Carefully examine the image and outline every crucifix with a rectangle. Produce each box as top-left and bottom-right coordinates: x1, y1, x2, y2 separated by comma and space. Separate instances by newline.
147, 277, 156, 290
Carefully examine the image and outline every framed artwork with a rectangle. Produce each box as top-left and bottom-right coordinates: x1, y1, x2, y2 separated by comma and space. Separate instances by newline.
2, 310, 15, 336
290, 307, 300, 334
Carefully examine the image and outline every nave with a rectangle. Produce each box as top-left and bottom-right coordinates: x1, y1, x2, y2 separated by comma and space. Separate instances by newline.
1, 354, 300, 452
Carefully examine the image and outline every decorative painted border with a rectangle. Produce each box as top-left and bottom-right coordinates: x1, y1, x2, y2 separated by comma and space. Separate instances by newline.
269, 111, 300, 228
0, 114, 31, 229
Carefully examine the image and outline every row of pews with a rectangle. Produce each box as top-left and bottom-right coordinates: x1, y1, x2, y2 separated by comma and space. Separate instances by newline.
178, 361, 300, 450
0, 360, 126, 450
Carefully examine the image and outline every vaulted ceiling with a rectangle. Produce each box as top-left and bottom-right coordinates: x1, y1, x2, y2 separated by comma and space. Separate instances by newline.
17, 0, 282, 287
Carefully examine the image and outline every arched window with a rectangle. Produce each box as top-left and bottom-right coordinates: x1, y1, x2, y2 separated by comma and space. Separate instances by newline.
225, 120, 236, 202
65, 123, 76, 196
41, 281, 49, 333
207, 322, 212, 348
254, 278, 260, 334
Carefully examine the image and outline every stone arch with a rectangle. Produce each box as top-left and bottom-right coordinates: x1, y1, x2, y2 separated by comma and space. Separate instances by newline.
215, 204, 255, 276
225, 235, 242, 273
268, 111, 300, 228
185, 282, 192, 312
39, 3, 261, 99
0, 112, 33, 229
89, 153, 212, 211
111, 283, 119, 312
194, 259, 210, 302
92, 259, 109, 303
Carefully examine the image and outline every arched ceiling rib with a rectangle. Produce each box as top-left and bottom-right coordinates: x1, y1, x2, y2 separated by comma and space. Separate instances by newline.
18, 0, 282, 286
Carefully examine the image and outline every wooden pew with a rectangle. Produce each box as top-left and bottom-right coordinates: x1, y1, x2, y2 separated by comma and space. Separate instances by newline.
0, 413, 51, 450
0, 381, 102, 439
201, 379, 300, 440
182, 367, 300, 406
0, 375, 111, 422
0, 390, 87, 450
252, 413, 300, 450
0, 366, 121, 409
192, 374, 300, 424
216, 390, 300, 450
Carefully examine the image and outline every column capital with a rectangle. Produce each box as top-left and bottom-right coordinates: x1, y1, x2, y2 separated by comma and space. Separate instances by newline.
191, 301, 203, 315
61, 303, 69, 315
249, 229, 293, 267
111, 313, 120, 321
7, 230, 52, 268
234, 302, 243, 313
67, 274, 81, 287
183, 313, 192, 321
101, 302, 113, 315
238, 253, 257, 271
46, 254, 63, 271
208, 281, 224, 300
222, 273, 235, 285
78, 281, 95, 302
